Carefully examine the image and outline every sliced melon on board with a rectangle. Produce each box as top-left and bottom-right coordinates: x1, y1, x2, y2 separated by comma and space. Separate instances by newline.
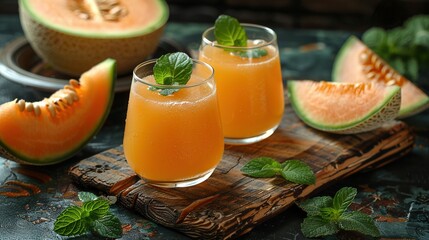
0, 59, 116, 165
332, 36, 429, 118
287, 80, 401, 134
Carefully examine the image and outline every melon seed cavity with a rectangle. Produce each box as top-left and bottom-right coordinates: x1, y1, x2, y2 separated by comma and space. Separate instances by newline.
14, 79, 81, 117
71, 0, 128, 22
359, 50, 404, 86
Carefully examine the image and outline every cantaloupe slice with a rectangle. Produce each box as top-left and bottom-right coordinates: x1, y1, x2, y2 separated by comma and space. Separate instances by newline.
332, 36, 429, 118
288, 80, 401, 134
0, 59, 116, 165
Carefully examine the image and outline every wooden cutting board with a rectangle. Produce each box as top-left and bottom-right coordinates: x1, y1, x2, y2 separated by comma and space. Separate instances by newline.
69, 104, 415, 240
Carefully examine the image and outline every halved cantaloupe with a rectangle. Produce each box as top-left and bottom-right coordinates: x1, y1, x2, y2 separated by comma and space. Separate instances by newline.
288, 80, 401, 134
332, 36, 429, 118
19, 0, 169, 76
0, 59, 116, 165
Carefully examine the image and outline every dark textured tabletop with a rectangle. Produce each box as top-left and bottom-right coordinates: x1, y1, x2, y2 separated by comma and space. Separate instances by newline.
1, 14, 429, 240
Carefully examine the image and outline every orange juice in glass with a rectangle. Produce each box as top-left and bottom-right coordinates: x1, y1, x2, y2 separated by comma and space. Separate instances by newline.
199, 23, 284, 145
123, 57, 224, 187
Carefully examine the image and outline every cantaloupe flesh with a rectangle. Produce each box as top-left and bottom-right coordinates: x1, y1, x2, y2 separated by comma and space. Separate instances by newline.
332, 36, 429, 118
288, 80, 401, 133
21, 0, 168, 37
0, 59, 115, 165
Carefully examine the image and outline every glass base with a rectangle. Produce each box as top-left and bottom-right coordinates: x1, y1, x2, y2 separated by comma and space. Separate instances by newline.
142, 168, 215, 188
224, 124, 279, 145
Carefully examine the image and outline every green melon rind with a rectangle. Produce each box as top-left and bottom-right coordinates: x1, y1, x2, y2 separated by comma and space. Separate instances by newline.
19, 0, 169, 38
332, 35, 429, 119
287, 80, 401, 134
398, 94, 429, 118
0, 59, 116, 165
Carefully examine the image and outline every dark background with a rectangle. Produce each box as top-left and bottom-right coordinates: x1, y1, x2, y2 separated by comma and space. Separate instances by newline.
1, 0, 428, 31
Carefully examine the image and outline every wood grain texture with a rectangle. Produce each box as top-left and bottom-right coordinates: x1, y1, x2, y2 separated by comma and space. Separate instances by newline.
69, 105, 415, 239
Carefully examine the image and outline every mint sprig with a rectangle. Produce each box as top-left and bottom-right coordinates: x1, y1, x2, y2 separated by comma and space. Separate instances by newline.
151, 52, 193, 96
213, 15, 268, 58
298, 187, 380, 238
240, 157, 315, 185
54, 192, 122, 238
214, 14, 247, 47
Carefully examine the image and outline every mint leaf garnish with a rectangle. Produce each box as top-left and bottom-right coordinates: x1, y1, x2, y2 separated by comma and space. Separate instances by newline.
90, 213, 123, 238
301, 215, 338, 238
333, 187, 357, 214
154, 52, 192, 85
240, 157, 281, 178
213, 15, 268, 59
339, 211, 380, 237
281, 160, 316, 185
83, 198, 110, 220
54, 206, 88, 236
298, 187, 380, 238
298, 196, 333, 216
54, 192, 123, 238
214, 15, 247, 47
151, 52, 192, 96
240, 157, 315, 185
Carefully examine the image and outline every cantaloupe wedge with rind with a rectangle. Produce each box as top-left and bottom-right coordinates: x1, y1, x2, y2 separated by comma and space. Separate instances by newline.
288, 80, 401, 134
0, 59, 116, 165
332, 36, 429, 118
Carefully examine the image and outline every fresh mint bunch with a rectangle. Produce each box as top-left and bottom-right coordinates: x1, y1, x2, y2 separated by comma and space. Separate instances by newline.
298, 187, 380, 238
151, 52, 193, 96
362, 14, 429, 81
240, 157, 315, 185
54, 192, 122, 238
214, 15, 268, 58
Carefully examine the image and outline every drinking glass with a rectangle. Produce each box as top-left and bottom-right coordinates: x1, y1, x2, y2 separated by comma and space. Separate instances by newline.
199, 24, 284, 145
123, 59, 224, 187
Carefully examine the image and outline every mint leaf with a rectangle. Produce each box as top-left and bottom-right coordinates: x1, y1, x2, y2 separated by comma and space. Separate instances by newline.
414, 29, 429, 48
362, 27, 387, 53
241, 157, 316, 184
339, 211, 380, 237
54, 206, 88, 236
333, 187, 357, 214
405, 15, 429, 31
299, 187, 380, 238
240, 157, 281, 178
407, 57, 419, 80
214, 15, 247, 47
281, 160, 315, 185
78, 192, 98, 202
90, 213, 123, 238
387, 27, 414, 55
153, 52, 193, 86
320, 207, 341, 220
301, 215, 338, 238
54, 192, 123, 238
298, 196, 333, 216
83, 198, 110, 220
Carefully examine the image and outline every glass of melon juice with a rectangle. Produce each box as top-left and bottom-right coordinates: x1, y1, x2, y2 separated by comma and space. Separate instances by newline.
123, 59, 224, 188
199, 24, 284, 145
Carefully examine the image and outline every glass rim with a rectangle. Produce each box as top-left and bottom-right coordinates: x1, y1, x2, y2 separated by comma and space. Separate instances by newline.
132, 58, 215, 89
202, 23, 277, 50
